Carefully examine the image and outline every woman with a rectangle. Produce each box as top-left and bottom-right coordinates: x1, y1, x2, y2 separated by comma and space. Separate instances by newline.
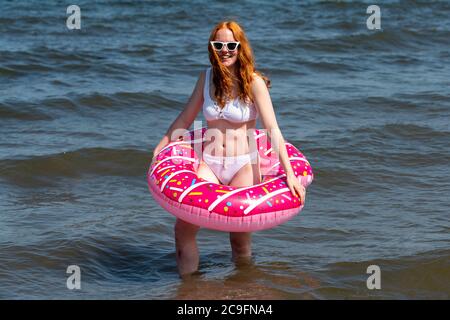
152, 21, 306, 276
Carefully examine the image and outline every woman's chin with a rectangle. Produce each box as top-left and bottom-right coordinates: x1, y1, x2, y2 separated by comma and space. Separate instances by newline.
221, 60, 236, 68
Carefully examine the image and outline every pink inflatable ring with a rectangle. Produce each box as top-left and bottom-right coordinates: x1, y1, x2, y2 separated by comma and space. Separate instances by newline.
147, 128, 313, 232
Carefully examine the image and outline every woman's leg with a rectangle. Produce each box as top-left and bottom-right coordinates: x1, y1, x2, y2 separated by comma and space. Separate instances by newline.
174, 161, 219, 276
228, 154, 261, 260
174, 218, 200, 276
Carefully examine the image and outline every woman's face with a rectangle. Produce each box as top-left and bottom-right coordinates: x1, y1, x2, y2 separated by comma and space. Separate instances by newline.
214, 28, 239, 68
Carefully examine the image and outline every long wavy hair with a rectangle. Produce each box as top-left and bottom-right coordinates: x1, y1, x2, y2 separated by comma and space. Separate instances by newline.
208, 20, 271, 109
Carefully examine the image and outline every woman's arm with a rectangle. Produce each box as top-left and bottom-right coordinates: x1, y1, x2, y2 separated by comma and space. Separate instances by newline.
152, 70, 205, 158
251, 75, 306, 204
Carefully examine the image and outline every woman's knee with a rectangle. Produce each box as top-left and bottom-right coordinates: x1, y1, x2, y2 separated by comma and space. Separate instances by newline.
174, 219, 200, 241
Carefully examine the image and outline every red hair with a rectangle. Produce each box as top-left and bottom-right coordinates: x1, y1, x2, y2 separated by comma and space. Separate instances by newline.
208, 20, 271, 109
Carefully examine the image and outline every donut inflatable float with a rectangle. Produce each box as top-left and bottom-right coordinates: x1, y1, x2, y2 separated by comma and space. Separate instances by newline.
147, 128, 313, 232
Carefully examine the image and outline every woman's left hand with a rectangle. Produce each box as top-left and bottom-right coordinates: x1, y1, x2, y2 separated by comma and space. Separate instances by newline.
286, 173, 306, 205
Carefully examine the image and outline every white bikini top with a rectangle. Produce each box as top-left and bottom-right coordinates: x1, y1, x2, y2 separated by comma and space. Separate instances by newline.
203, 67, 258, 123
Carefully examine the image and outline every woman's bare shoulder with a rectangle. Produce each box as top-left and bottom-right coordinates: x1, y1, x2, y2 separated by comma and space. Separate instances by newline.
251, 72, 266, 88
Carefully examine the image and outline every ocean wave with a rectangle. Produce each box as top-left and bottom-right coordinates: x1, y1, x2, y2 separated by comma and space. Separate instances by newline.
3, 62, 54, 74
308, 165, 364, 189
118, 44, 156, 58
351, 123, 450, 143
319, 248, 450, 299
1, 91, 180, 121
31, 46, 102, 62
394, 92, 450, 104
0, 66, 25, 77
301, 60, 363, 73
363, 96, 422, 111
73, 91, 180, 109
272, 27, 445, 55
321, 123, 450, 167
0, 46, 146, 77
379, 54, 423, 66
0, 47, 105, 68
0, 235, 172, 287
0, 102, 53, 121
0, 148, 152, 188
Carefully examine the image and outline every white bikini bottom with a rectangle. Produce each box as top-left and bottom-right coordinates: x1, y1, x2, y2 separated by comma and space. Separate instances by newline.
202, 150, 259, 185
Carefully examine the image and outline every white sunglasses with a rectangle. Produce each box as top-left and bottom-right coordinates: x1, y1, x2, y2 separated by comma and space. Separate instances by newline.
210, 41, 240, 52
